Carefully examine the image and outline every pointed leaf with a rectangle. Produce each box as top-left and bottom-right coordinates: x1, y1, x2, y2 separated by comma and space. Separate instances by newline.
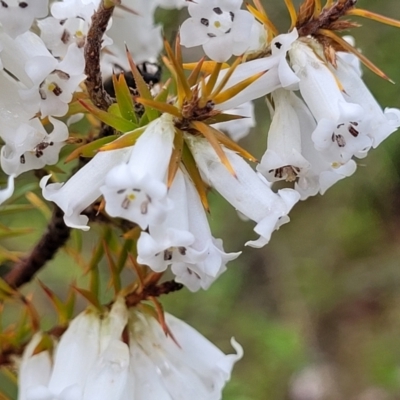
191, 121, 236, 176
126, 46, 159, 121
135, 97, 181, 118
113, 73, 138, 123
205, 124, 257, 162
73, 287, 101, 310
183, 61, 230, 74
167, 128, 184, 188
182, 142, 209, 211
99, 126, 146, 151
64, 135, 119, 163
79, 100, 137, 132
213, 70, 267, 104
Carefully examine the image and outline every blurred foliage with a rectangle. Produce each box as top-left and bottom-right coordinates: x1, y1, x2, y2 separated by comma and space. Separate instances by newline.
2, 1, 400, 399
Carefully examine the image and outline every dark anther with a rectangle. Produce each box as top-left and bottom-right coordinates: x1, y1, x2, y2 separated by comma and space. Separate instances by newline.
178, 247, 187, 256
348, 126, 359, 137
117, 189, 126, 194
61, 30, 70, 44
337, 123, 345, 129
0, 1, 8, 7
207, 33, 216, 38
52, 84, 63, 96
230, 11, 234, 21
201, 18, 209, 27
213, 7, 222, 14
18, 2, 28, 8
163, 250, 173, 261
275, 42, 282, 49
20, 155, 25, 164
225, 28, 231, 34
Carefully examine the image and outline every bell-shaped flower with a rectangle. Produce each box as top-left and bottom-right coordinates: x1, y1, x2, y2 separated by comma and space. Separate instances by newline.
289, 39, 372, 165
18, 299, 129, 400
20, 299, 242, 400
19, 43, 86, 117
216, 29, 299, 110
212, 101, 255, 142
0, 30, 52, 87
290, 94, 357, 200
0, 0, 49, 38
101, 114, 175, 230
180, 0, 258, 62
0, 175, 14, 205
187, 136, 300, 248
41, 148, 131, 230
332, 53, 400, 148
1, 117, 68, 177
257, 89, 310, 182
50, 0, 98, 21
127, 308, 243, 399
138, 169, 239, 291
39, 0, 112, 58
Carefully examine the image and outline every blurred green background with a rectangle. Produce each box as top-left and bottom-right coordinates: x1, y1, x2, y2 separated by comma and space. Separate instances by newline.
2, 0, 400, 399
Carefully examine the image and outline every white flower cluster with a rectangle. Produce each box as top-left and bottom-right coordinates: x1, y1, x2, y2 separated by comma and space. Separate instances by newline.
18, 299, 242, 400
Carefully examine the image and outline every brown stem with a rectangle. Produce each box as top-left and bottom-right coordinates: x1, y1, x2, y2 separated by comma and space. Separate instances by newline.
84, 1, 115, 110
297, 0, 357, 36
125, 280, 184, 307
3, 206, 71, 289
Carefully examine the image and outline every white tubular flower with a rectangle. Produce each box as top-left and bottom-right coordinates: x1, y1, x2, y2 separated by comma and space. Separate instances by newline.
18, 333, 52, 400
291, 94, 357, 200
332, 53, 400, 148
212, 101, 255, 142
101, 114, 175, 230
39, 0, 112, 58
187, 137, 300, 248
289, 39, 372, 165
18, 300, 130, 400
137, 169, 239, 291
20, 44, 86, 118
1, 117, 68, 177
20, 301, 241, 400
257, 89, 310, 182
180, 0, 257, 62
0, 175, 14, 205
216, 30, 299, 111
108, 0, 162, 64
0, 31, 51, 87
50, 0, 98, 21
127, 309, 243, 400
38, 17, 89, 58
0, 0, 48, 38
41, 148, 131, 230
137, 169, 206, 274
173, 170, 240, 291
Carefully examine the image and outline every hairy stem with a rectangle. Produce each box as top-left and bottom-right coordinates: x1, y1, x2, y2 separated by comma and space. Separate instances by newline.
84, 0, 116, 110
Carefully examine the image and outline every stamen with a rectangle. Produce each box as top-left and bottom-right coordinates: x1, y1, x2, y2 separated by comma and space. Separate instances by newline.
0, 1, 8, 7
164, 249, 173, 261
213, 7, 222, 15
61, 30, 70, 44
18, 2, 28, 8
348, 125, 359, 137
178, 247, 187, 256
200, 18, 209, 27
20, 155, 25, 164
229, 11, 235, 21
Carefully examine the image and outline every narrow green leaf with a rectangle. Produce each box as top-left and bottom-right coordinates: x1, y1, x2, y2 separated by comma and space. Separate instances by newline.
113, 73, 137, 123
79, 100, 137, 132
